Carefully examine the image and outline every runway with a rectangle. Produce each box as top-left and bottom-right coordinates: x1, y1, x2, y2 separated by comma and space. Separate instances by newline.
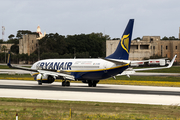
0, 80, 180, 106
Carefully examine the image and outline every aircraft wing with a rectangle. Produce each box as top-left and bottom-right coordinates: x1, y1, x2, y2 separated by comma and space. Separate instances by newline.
7, 52, 75, 80
133, 55, 176, 71
116, 55, 177, 76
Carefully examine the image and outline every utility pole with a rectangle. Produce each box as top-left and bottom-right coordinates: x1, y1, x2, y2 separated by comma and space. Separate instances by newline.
2, 26, 5, 41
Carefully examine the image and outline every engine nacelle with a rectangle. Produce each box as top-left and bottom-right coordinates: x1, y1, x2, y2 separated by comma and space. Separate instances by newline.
36, 74, 55, 83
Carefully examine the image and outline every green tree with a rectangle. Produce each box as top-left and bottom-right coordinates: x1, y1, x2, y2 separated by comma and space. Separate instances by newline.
162, 36, 179, 40
162, 36, 169, 40
33, 32, 107, 59
6, 38, 19, 44
10, 44, 19, 54
29, 53, 38, 63
134, 37, 141, 40
8, 34, 15, 39
169, 36, 178, 40
16, 30, 38, 39
0, 39, 3, 43
19, 53, 29, 63
40, 52, 59, 59
38, 33, 67, 55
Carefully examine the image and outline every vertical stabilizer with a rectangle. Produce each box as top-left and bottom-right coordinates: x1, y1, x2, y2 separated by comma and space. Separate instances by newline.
106, 19, 134, 60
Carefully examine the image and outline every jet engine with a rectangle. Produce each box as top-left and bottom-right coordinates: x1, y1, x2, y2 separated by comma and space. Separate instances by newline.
36, 74, 55, 83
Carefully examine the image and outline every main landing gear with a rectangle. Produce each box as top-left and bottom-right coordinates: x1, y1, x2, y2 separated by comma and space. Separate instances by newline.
62, 80, 70, 86
88, 80, 99, 87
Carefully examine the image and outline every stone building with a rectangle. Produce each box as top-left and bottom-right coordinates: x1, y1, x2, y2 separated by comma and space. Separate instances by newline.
129, 36, 160, 60
106, 36, 180, 63
19, 25, 46, 56
158, 40, 180, 63
19, 34, 38, 55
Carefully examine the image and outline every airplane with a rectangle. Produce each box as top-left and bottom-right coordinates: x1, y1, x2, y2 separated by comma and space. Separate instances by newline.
7, 19, 177, 87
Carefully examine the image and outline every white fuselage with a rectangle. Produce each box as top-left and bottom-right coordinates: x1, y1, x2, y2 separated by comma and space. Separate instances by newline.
31, 58, 116, 72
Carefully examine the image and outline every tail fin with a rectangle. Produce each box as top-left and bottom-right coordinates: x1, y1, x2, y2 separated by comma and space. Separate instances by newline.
106, 19, 134, 60
7, 51, 12, 67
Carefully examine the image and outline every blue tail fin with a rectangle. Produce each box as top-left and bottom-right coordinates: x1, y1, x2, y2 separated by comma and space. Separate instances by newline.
106, 19, 134, 60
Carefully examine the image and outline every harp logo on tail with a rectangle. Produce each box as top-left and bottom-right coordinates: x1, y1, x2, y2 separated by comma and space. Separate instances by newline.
121, 34, 130, 54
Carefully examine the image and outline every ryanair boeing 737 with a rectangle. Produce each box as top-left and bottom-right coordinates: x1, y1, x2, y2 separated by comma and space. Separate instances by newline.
7, 19, 177, 87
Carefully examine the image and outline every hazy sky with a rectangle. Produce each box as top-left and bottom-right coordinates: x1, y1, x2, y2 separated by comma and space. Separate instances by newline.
1, 0, 180, 40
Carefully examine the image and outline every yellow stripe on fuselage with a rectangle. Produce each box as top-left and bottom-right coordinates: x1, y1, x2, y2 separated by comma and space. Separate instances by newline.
37, 79, 48, 80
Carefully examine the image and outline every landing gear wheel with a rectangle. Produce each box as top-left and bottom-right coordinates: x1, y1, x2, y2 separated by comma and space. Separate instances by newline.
92, 82, 96, 87
88, 80, 99, 87
66, 81, 70, 86
38, 81, 42, 85
62, 81, 66, 86
62, 81, 70, 86
88, 82, 93, 87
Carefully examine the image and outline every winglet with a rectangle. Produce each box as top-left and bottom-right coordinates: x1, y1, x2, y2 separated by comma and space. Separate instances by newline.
167, 55, 177, 68
7, 51, 12, 68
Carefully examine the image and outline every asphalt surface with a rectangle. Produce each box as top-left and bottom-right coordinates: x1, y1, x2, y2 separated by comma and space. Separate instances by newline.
0, 80, 180, 105
0, 82, 180, 96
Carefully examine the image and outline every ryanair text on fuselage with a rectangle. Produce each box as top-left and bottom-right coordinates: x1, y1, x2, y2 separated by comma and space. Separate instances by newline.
36, 62, 72, 70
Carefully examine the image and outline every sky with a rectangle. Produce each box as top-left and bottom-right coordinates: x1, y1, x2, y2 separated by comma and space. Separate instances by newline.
1, 0, 180, 41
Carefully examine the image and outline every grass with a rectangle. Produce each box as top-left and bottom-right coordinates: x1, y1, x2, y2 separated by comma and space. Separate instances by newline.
0, 65, 31, 69
99, 76, 180, 87
0, 65, 11, 69
0, 98, 180, 120
0, 74, 34, 80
